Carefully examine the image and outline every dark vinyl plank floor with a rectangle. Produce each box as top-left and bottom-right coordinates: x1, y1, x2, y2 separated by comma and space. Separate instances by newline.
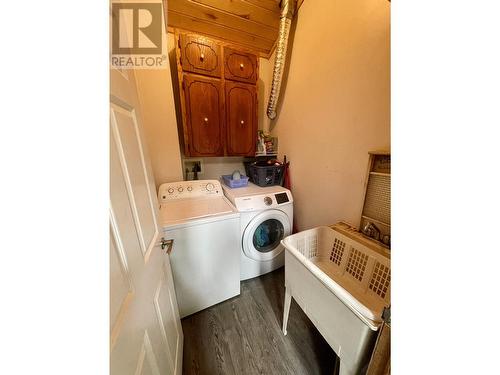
181, 267, 338, 375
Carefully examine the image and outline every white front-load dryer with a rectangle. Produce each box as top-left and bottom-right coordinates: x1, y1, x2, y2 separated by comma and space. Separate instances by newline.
222, 182, 294, 280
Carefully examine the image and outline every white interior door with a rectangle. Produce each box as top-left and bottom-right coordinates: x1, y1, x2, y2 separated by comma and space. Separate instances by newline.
110, 64, 183, 374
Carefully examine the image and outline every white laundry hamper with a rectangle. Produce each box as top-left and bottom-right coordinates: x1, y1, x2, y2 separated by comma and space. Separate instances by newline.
281, 226, 391, 375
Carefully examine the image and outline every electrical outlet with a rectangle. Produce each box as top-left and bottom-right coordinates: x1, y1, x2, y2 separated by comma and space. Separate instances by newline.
183, 159, 203, 180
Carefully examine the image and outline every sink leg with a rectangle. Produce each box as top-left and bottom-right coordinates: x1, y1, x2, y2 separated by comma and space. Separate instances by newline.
339, 361, 356, 375
282, 286, 291, 335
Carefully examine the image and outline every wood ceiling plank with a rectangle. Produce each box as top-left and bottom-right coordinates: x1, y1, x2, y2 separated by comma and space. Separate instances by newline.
245, 0, 307, 14
243, 0, 281, 13
192, 0, 280, 28
168, 10, 274, 53
169, 0, 278, 41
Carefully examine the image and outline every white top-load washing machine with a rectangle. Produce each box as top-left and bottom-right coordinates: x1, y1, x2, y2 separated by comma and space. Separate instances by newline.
158, 180, 240, 318
222, 182, 293, 280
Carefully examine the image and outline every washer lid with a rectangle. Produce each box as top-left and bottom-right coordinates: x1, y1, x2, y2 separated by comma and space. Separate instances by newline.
159, 197, 237, 227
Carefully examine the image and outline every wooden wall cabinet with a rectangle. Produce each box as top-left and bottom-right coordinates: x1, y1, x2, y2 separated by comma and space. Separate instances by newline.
224, 47, 258, 84
183, 74, 224, 156
175, 31, 259, 157
225, 81, 256, 156
179, 34, 221, 78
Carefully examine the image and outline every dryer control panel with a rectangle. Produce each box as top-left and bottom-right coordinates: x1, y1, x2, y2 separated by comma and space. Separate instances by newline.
233, 191, 293, 212
274, 192, 289, 204
158, 180, 223, 202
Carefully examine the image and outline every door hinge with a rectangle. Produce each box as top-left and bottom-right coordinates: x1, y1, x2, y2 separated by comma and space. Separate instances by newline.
160, 238, 174, 254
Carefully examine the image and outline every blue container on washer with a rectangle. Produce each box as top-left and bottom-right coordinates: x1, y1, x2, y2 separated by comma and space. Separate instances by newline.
222, 174, 249, 188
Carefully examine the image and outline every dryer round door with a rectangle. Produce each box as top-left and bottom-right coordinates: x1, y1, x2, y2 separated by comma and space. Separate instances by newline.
242, 209, 291, 261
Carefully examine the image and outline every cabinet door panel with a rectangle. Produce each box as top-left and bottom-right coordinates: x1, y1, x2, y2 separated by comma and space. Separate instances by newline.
225, 81, 256, 156
224, 47, 258, 84
180, 34, 221, 78
184, 74, 224, 156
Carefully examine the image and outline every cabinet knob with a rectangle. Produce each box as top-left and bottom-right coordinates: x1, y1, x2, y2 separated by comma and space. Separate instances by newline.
239, 63, 244, 69
200, 53, 205, 61
240, 120, 245, 124
204, 117, 209, 124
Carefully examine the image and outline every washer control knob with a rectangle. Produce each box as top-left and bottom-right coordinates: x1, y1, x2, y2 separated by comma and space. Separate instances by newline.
167, 188, 174, 194
206, 183, 214, 191
264, 196, 272, 206
187, 186, 193, 192
178, 187, 184, 192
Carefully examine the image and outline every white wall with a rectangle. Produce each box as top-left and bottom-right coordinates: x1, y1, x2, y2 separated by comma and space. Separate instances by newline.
270, 0, 391, 231
183, 157, 246, 181
134, 31, 183, 188
258, 50, 275, 133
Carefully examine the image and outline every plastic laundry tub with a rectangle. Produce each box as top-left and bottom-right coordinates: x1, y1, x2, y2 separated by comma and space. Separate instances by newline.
282, 226, 391, 375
